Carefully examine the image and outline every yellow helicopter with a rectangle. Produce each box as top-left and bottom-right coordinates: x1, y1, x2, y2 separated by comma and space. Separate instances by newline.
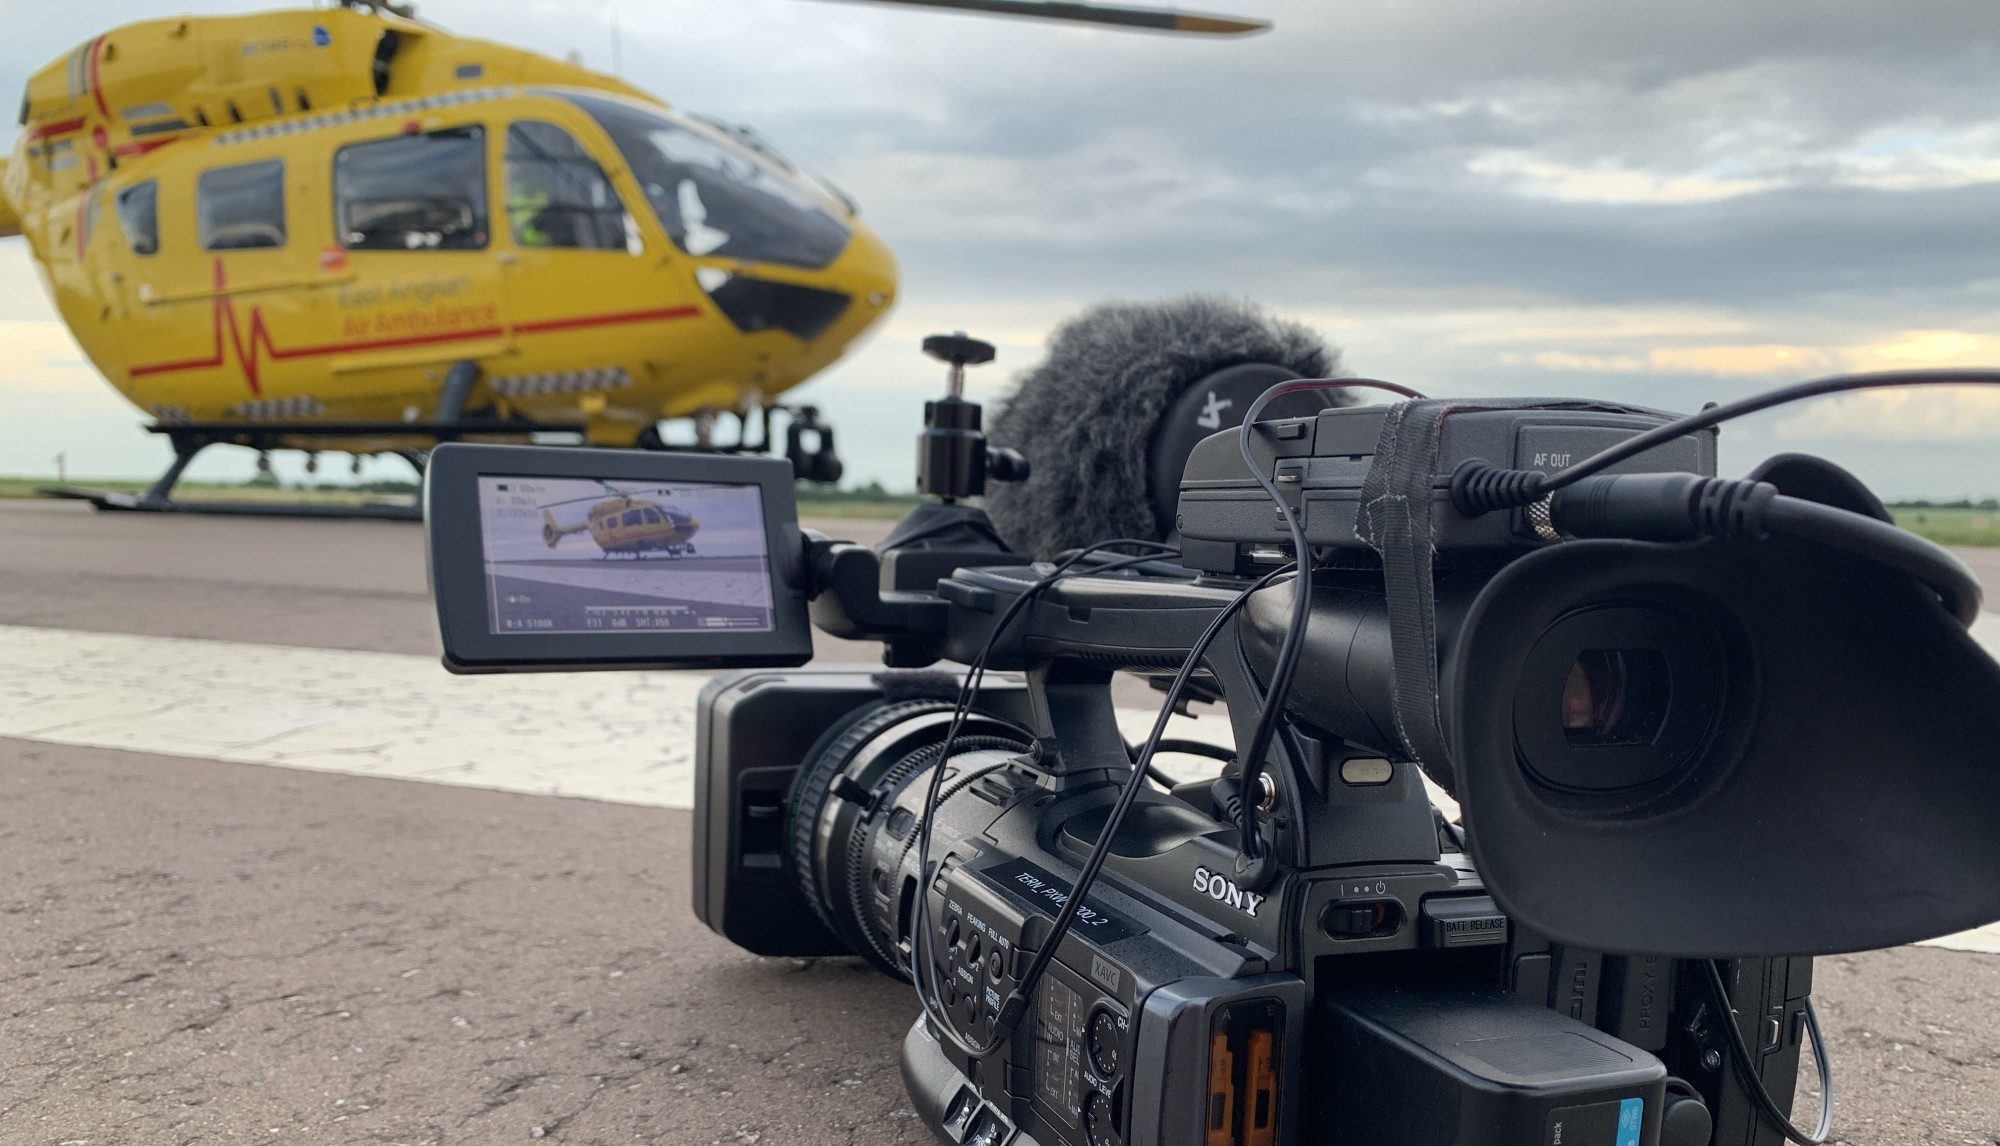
540, 483, 699, 558
0, 0, 1266, 517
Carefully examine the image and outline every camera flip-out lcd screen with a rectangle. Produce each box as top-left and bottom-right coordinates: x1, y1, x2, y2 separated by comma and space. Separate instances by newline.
477, 477, 777, 636
426, 444, 812, 673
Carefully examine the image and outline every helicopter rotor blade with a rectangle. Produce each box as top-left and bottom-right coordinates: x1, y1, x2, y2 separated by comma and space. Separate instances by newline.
541, 487, 679, 509
797, 0, 1270, 36
595, 481, 679, 495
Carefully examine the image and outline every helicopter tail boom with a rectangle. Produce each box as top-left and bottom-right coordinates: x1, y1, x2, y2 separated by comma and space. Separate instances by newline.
543, 508, 589, 548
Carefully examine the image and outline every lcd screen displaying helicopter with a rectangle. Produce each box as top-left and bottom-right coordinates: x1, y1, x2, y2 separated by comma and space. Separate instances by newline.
476, 476, 777, 636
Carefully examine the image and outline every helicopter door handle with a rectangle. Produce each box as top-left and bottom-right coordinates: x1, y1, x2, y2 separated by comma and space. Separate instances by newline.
496, 252, 519, 266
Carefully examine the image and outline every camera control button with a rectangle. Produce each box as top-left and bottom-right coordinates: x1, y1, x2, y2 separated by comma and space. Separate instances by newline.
963, 1108, 1005, 1146
1339, 757, 1394, 785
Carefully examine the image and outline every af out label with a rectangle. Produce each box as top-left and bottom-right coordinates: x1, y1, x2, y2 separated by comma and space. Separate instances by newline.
1543, 1096, 1645, 1146
982, 858, 1144, 942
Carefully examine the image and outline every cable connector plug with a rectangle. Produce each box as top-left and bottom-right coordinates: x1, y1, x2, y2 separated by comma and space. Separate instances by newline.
1551, 473, 1778, 542
992, 991, 1030, 1039
1210, 775, 1248, 823
1449, 460, 1549, 516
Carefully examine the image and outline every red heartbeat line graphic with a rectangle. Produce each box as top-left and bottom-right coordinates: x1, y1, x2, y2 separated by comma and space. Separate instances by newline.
128, 260, 699, 395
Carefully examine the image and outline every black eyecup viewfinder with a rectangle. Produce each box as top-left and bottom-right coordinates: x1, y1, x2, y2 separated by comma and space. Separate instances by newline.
1450, 454, 2000, 957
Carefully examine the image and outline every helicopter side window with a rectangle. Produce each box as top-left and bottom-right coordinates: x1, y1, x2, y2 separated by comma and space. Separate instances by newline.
553, 92, 850, 270
621, 509, 644, 527
198, 160, 286, 252
115, 180, 160, 256
505, 121, 636, 253
641, 508, 663, 525
334, 127, 489, 252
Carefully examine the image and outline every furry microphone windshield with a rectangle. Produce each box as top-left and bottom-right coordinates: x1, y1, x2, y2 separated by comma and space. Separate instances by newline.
983, 296, 1343, 559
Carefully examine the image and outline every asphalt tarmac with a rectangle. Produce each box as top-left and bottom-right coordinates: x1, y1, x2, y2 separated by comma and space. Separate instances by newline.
0, 499, 1995, 1145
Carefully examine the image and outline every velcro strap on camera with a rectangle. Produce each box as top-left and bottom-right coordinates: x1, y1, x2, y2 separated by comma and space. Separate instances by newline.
1354, 398, 1653, 792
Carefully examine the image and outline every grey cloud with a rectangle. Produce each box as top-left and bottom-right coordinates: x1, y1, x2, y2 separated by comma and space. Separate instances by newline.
2, 0, 1996, 495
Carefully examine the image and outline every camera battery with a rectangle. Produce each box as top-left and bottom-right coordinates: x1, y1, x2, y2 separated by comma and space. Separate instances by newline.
1316, 979, 1666, 1146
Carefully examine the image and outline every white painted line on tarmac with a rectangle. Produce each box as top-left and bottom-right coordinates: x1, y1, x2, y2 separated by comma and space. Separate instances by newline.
1, 616, 1996, 955
0, 623, 1221, 809
0, 624, 712, 808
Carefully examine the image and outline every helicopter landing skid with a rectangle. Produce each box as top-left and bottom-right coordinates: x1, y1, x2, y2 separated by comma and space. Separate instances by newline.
35, 484, 427, 521
37, 416, 580, 522
635, 403, 845, 485
597, 547, 696, 560
39, 402, 846, 520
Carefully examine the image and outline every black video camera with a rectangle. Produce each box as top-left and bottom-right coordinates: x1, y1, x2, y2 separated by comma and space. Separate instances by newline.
422, 336, 2000, 1146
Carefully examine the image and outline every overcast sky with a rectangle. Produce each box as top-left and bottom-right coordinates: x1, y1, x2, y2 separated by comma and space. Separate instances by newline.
5, 0, 1999, 496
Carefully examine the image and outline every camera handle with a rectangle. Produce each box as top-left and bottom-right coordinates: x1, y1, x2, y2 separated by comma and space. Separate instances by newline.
803, 333, 1039, 665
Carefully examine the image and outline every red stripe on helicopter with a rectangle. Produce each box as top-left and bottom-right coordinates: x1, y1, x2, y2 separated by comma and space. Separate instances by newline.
87, 36, 111, 120
27, 117, 87, 141
514, 305, 702, 334
126, 261, 702, 391
112, 137, 178, 160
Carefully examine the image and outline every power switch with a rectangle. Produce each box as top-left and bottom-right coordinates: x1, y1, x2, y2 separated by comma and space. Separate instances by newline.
1323, 904, 1378, 936
1320, 900, 1400, 939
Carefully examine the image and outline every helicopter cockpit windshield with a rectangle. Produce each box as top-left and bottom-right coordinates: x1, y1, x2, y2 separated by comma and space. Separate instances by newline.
553, 92, 852, 271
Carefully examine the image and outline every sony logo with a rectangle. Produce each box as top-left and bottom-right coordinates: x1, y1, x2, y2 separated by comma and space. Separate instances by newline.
1192, 866, 1266, 918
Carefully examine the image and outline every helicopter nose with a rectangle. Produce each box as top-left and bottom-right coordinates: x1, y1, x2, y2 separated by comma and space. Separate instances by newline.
815, 219, 897, 343
838, 217, 898, 312
692, 219, 897, 345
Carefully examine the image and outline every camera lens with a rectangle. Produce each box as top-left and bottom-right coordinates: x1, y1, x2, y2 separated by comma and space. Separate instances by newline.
1559, 649, 1671, 747
788, 700, 1032, 978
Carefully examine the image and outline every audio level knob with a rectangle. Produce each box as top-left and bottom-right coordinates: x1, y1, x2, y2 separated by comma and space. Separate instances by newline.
1084, 1089, 1121, 1146
1086, 1007, 1122, 1078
